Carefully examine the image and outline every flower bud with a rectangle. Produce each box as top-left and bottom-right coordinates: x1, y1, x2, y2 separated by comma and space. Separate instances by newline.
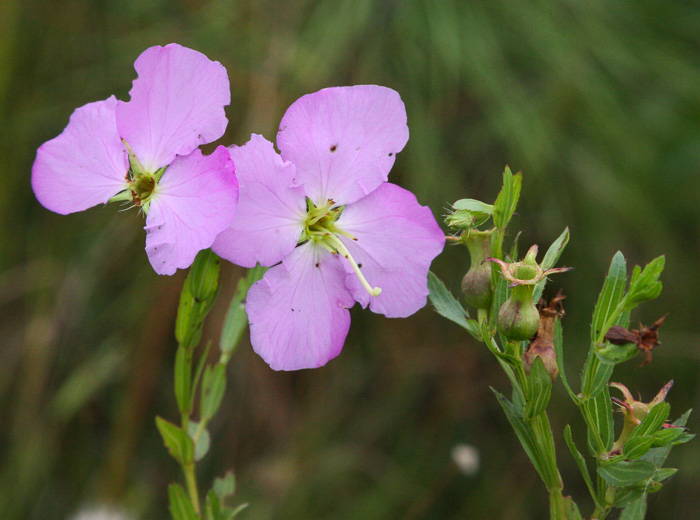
487, 245, 571, 342
521, 293, 565, 380
461, 231, 493, 309
498, 285, 540, 341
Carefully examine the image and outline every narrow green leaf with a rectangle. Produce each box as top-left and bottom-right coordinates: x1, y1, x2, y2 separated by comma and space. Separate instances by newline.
533, 227, 570, 302
220, 265, 266, 356
621, 256, 664, 311
174, 345, 192, 416
168, 483, 198, 520
563, 425, 600, 510
156, 416, 194, 465
491, 388, 548, 484
622, 435, 654, 461
525, 356, 552, 420
427, 271, 482, 340
585, 387, 614, 455
582, 350, 614, 398
489, 274, 509, 333
628, 402, 670, 442
205, 490, 223, 520
597, 460, 657, 487
191, 341, 211, 408
493, 166, 522, 230
226, 503, 249, 519
654, 467, 678, 482
553, 318, 577, 399
618, 493, 647, 520
201, 363, 227, 421
651, 427, 686, 447
643, 409, 693, 466
591, 251, 627, 343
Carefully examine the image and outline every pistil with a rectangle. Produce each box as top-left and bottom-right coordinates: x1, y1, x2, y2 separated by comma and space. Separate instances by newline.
320, 228, 382, 297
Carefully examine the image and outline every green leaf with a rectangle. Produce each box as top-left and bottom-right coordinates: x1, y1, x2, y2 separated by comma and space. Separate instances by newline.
643, 408, 693, 466
452, 198, 494, 213
226, 503, 249, 519
654, 467, 678, 482
493, 166, 522, 230
489, 274, 509, 334
591, 251, 627, 343
213, 471, 237, 501
618, 493, 647, 520
622, 435, 654, 461
597, 460, 657, 488
168, 483, 198, 520
611, 487, 647, 508
188, 420, 211, 462
582, 348, 614, 398
553, 318, 576, 399
525, 356, 552, 420
174, 345, 192, 416
220, 265, 267, 356
585, 387, 614, 455
651, 427, 687, 447
621, 256, 664, 311
205, 490, 223, 520
562, 496, 583, 520
563, 425, 600, 510
628, 402, 670, 442
595, 341, 638, 365
491, 388, 548, 485
427, 271, 482, 340
156, 416, 194, 465
533, 227, 570, 302
201, 363, 227, 421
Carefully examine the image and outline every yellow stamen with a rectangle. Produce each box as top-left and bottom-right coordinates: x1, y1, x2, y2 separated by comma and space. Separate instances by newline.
322, 229, 381, 297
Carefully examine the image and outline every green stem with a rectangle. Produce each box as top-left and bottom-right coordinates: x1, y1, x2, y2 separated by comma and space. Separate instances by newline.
183, 462, 201, 515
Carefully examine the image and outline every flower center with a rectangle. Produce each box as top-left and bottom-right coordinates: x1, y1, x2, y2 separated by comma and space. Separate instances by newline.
301, 198, 382, 297
110, 139, 166, 213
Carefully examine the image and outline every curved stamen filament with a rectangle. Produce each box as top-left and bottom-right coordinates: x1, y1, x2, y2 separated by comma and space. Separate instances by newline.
320, 228, 381, 297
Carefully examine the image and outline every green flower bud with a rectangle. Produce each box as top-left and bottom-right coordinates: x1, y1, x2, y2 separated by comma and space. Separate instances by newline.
498, 285, 540, 341
461, 231, 493, 309
487, 245, 571, 342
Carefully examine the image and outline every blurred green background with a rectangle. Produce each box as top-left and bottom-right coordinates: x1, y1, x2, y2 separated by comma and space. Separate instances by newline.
1, 0, 699, 518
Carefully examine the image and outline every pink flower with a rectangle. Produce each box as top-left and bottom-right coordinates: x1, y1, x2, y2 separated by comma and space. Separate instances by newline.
31, 44, 238, 275
212, 86, 445, 370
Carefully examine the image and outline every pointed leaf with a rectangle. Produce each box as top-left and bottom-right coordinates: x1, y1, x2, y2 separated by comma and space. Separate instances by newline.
220, 265, 267, 356
597, 460, 656, 488
428, 271, 481, 340
585, 387, 614, 455
533, 227, 570, 302
201, 363, 227, 421
628, 402, 670, 442
493, 166, 522, 230
156, 416, 194, 465
591, 251, 627, 343
174, 344, 192, 416
563, 425, 600, 510
168, 483, 198, 520
188, 420, 211, 462
621, 256, 664, 311
622, 435, 654, 461
619, 493, 647, 520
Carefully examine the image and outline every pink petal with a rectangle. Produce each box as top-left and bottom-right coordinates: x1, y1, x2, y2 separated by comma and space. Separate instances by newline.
276, 85, 408, 206
246, 243, 355, 370
31, 97, 129, 214
144, 146, 238, 275
212, 134, 307, 268
336, 183, 445, 317
116, 43, 230, 172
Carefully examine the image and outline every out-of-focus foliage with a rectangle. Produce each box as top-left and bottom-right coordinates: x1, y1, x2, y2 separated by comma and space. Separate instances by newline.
1, 1, 699, 519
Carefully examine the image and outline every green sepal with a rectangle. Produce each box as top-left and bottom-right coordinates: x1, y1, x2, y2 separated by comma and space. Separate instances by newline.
447, 198, 493, 229
597, 460, 657, 488
595, 341, 638, 365
525, 356, 552, 420
201, 363, 227, 422
156, 416, 194, 466
188, 420, 211, 462
427, 271, 482, 340
493, 166, 522, 230
585, 386, 614, 456
620, 256, 664, 311
622, 435, 654, 461
168, 483, 198, 520
189, 249, 221, 302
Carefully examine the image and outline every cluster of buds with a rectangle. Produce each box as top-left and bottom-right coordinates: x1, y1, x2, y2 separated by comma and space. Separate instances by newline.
487, 245, 570, 342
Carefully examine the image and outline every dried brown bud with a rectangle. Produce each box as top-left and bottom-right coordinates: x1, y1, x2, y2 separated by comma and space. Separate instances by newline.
604, 314, 667, 366
522, 292, 565, 381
